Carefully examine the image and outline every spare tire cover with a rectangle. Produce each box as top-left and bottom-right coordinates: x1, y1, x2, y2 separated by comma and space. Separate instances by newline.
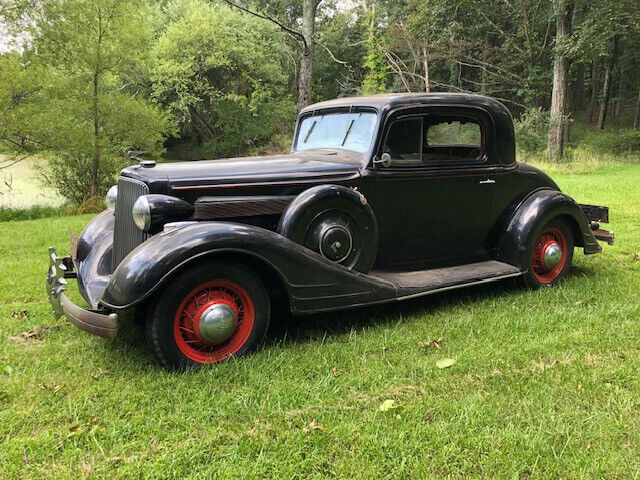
277, 185, 378, 273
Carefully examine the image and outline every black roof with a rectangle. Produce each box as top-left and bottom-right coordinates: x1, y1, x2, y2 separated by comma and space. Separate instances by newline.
300, 93, 517, 166
301, 92, 505, 114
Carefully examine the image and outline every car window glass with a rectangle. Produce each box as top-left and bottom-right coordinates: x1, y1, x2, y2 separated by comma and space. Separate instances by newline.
423, 118, 484, 162
383, 118, 422, 165
296, 112, 377, 153
427, 121, 481, 146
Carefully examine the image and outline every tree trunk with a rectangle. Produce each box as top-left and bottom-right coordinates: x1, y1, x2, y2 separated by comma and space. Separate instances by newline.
573, 62, 585, 111
614, 96, 622, 118
480, 32, 489, 96
634, 89, 640, 129
548, 0, 572, 160
597, 35, 619, 130
422, 46, 430, 93
297, 0, 318, 111
588, 61, 598, 124
91, 70, 100, 199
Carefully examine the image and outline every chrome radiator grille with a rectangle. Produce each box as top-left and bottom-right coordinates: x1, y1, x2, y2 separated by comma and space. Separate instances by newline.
112, 177, 148, 271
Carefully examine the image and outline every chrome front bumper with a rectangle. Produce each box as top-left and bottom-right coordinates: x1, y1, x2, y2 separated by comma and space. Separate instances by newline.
46, 247, 118, 338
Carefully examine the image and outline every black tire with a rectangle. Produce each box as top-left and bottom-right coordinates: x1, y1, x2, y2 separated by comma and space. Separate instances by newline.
278, 185, 378, 273
520, 217, 574, 289
146, 260, 270, 370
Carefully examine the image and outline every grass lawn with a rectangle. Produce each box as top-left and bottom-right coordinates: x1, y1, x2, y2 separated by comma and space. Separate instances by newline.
1, 162, 639, 479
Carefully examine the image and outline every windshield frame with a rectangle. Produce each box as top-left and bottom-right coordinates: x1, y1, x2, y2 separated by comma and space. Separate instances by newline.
292, 106, 381, 158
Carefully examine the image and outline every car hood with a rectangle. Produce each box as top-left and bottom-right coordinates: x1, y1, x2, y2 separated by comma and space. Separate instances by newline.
121, 150, 364, 192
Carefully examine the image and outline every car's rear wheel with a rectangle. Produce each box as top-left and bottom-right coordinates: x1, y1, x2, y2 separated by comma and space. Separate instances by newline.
146, 261, 270, 370
521, 217, 574, 288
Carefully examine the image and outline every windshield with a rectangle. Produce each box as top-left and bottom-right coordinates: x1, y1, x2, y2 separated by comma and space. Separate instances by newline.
295, 111, 377, 153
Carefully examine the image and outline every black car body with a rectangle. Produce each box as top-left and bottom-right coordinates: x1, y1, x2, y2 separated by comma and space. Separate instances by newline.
46, 93, 613, 369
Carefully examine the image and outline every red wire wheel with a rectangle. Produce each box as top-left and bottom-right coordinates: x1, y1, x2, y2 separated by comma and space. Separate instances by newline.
173, 280, 255, 364
530, 227, 567, 284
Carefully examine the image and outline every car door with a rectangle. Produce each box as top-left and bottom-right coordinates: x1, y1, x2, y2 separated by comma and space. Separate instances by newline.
372, 108, 497, 268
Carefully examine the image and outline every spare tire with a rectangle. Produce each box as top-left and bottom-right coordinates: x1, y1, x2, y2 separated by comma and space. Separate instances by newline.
277, 185, 378, 273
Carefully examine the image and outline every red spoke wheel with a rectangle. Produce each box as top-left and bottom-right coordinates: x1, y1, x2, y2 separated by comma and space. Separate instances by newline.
146, 261, 270, 370
173, 280, 255, 364
522, 218, 574, 288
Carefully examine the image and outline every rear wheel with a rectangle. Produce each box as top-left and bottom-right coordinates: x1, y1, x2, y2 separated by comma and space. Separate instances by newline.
146, 261, 270, 370
521, 218, 574, 288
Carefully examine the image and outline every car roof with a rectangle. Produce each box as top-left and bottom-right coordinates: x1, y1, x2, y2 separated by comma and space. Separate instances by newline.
301, 92, 506, 114
299, 92, 517, 167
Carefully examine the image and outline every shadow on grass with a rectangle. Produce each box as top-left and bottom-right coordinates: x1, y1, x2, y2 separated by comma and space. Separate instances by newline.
100, 278, 524, 371
102, 261, 601, 371
265, 278, 524, 349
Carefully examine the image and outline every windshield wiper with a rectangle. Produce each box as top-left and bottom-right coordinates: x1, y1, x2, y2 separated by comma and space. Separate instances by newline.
341, 119, 355, 147
303, 119, 319, 144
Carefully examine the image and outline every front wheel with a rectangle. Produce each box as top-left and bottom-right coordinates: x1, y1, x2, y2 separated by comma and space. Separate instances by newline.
146, 261, 270, 370
521, 217, 574, 288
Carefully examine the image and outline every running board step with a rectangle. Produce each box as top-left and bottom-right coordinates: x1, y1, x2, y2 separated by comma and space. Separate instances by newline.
370, 260, 522, 299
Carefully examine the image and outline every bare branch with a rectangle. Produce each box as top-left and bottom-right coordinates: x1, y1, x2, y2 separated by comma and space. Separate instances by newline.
317, 41, 348, 66
430, 81, 528, 108
0, 154, 31, 171
220, 0, 307, 50
384, 51, 411, 92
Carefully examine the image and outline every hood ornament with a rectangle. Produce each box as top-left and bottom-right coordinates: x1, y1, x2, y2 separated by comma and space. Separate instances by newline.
126, 148, 155, 168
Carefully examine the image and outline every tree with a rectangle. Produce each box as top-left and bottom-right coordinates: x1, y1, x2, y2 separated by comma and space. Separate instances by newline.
150, 0, 295, 157
361, 1, 388, 95
548, 0, 573, 159
221, 0, 324, 111
0, 0, 173, 203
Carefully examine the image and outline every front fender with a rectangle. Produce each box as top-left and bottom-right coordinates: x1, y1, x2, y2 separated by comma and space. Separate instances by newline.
496, 189, 601, 269
100, 222, 395, 313
75, 210, 114, 308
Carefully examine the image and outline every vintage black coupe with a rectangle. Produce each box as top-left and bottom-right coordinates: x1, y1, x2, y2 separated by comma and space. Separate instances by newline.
46, 93, 613, 369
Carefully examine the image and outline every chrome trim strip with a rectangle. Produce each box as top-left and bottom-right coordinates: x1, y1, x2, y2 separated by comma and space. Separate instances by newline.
171, 173, 360, 191
396, 271, 523, 301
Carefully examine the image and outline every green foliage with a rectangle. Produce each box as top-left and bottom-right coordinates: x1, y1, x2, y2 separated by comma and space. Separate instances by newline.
0, 0, 174, 204
0, 205, 68, 222
578, 129, 640, 155
514, 108, 550, 154
361, 9, 389, 95
313, 10, 367, 100
150, 0, 295, 158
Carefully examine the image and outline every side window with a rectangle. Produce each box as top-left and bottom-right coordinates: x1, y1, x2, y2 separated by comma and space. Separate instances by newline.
424, 118, 484, 162
383, 117, 423, 165
427, 121, 481, 146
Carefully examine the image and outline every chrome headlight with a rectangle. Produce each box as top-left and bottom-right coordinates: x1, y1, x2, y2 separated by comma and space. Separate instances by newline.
105, 185, 118, 212
132, 196, 151, 231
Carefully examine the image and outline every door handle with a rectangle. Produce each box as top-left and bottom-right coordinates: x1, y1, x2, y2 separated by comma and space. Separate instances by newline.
478, 179, 495, 184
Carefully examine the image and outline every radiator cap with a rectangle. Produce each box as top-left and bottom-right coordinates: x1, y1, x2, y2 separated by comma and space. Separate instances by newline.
140, 160, 156, 168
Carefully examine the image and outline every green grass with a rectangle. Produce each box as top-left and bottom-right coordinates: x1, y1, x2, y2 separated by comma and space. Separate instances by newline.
1, 162, 640, 479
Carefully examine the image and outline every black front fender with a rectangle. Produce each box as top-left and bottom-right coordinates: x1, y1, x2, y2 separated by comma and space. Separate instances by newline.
100, 222, 395, 313
75, 210, 114, 308
496, 189, 601, 269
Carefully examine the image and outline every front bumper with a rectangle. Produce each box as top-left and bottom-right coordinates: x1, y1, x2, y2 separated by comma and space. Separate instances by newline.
46, 247, 118, 338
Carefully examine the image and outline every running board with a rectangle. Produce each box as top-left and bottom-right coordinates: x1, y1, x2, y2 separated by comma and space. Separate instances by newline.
369, 260, 523, 300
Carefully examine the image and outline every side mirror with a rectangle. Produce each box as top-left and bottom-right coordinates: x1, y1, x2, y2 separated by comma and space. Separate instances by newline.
373, 152, 392, 169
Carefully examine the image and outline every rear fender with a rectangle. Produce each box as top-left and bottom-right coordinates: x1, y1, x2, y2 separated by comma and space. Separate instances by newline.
496, 189, 601, 269
100, 222, 395, 314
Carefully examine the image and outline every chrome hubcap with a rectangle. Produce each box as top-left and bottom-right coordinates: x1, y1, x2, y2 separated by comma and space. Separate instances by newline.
543, 242, 563, 270
198, 303, 237, 344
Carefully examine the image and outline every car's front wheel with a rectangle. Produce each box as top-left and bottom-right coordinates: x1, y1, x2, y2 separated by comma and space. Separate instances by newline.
146, 261, 270, 370
521, 217, 574, 288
